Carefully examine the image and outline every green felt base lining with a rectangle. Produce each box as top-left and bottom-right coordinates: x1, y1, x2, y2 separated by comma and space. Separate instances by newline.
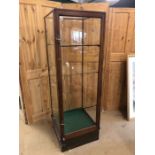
64, 108, 95, 134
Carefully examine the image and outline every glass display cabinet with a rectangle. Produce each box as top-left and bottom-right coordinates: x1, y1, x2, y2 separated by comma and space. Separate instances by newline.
44, 8, 106, 151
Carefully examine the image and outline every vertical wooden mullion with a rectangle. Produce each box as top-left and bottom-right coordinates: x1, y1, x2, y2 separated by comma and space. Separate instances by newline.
81, 18, 84, 108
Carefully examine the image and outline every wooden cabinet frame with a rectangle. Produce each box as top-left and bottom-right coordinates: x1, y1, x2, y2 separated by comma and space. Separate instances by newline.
45, 8, 106, 151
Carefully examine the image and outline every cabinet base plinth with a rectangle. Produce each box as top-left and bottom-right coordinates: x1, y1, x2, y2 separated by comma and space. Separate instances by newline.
60, 130, 99, 152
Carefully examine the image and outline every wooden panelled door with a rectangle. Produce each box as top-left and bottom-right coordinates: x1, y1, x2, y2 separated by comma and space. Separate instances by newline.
106, 8, 135, 110
19, 1, 61, 123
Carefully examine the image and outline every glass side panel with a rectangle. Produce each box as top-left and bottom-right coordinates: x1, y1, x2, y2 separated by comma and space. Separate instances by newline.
45, 12, 60, 130
61, 46, 82, 111
83, 46, 99, 122
83, 46, 99, 109
48, 44, 59, 127
45, 17, 54, 45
